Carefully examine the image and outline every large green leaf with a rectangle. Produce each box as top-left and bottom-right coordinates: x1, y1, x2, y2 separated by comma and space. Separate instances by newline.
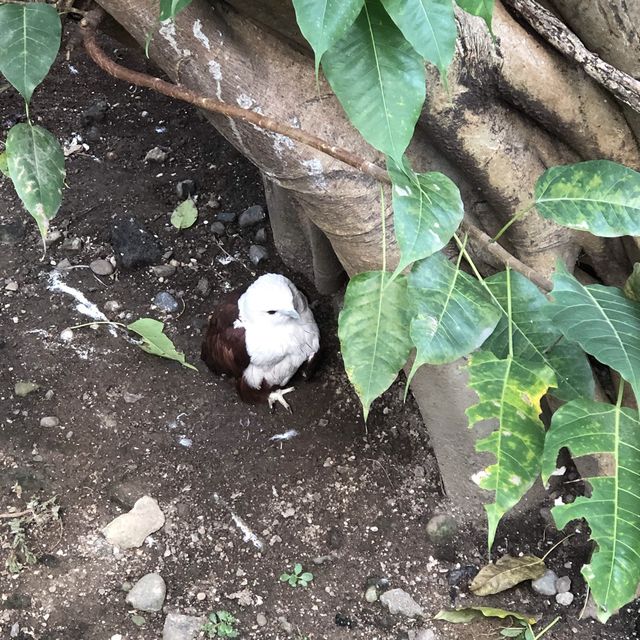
484, 270, 593, 402
467, 351, 556, 549
406, 252, 499, 386
127, 318, 197, 370
0, 3, 61, 104
159, 0, 192, 20
338, 271, 412, 419
535, 160, 640, 237
6, 123, 65, 240
542, 399, 640, 622
455, 0, 493, 33
547, 264, 640, 398
381, 0, 456, 76
623, 263, 640, 302
292, 0, 364, 73
388, 157, 464, 274
322, 0, 426, 163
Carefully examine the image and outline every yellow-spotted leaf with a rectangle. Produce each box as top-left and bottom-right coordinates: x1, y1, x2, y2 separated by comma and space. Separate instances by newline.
467, 352, 556, 549
542, 398, 640, 622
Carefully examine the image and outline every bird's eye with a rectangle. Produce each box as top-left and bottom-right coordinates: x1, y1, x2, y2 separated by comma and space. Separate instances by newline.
267, 310, 276, 315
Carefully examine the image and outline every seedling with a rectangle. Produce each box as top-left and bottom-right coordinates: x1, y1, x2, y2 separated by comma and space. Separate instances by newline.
280, 563, 314, 588
202, 610, 239, 638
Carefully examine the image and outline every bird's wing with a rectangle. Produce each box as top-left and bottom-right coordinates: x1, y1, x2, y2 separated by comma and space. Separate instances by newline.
201, 291, 250, 378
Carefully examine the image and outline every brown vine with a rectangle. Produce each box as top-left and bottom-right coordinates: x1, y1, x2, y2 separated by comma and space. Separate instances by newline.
80, 7, 553, 292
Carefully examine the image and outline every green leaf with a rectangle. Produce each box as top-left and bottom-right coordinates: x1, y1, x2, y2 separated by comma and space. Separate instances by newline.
322, 0, 425, 163
467, 352, 556, 549
127, 318, 197, 370
455, 0, 494, 33
387, 157, 464, 273
501, 629, 526, 638
288, 575, 298, 587
546, 264, 640, 398
217, 611, 236, 623
406, 252, 499, 387
470, 555, 546, 595
535, 160, 640, 237
380, 0, 456, 76
131, 614, 146, 626
292, 0, 364, 73
0, 3, 61, 103
435, 606, 536, 625
294, 563, 302, 574
300, 572, 314, 582
279, 573, 290, 582
171, 198, 198, 229
0, 151, 8, 177
623, 263, 640, 302
338, 271, 412, 419
159, 0, 192, 21
542, 398, 640, 622
6, 123, 65, 240
484, 270, 594, 402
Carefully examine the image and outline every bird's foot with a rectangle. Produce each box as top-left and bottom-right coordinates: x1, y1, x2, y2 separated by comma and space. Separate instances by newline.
268, 387, 294, 413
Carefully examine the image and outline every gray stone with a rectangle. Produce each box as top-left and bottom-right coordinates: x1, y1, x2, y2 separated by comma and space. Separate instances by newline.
151, 265, 177, 278
0, 220, 25, 245
216, 210, 237, 223
45, 230, 62, 246
277, 616, 293, 634
90, 259, 114, 276
109, 479, 149, 509
254, 227, 267, 244
102, 495, 165, 548
145, 147, 168, 163
408, 630, 438, 640
125, 573, 166, 612
40, 416, 59, 428
256, 613, 267, 627
15, 382, 39, 397
555, 576, 571, 593
196, 277, 210, 297
5, 281, 19, 292
176, 179, 196, 199
379, 588, 424, 618
111, 216, 163, 270
163, 613, 207, 640
238, 204, 266, 227
555, 591, 574, 606
365, 585, 378, 603
531, 569, 558, 596
153, 291, 180, 313
62, 237, 83, 251
249, 244, 268, 265
426, 514, 458, 545
210, 221, 226, 236
105, 300, 121, 313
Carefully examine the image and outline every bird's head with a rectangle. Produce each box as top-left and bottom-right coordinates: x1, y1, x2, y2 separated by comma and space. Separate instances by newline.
238, 273, 307, 325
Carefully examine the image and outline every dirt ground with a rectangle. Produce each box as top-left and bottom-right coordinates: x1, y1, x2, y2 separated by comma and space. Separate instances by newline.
1, 24, 638, 640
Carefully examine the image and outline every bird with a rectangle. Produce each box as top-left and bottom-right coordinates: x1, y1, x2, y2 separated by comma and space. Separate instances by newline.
201, 273, 320, 411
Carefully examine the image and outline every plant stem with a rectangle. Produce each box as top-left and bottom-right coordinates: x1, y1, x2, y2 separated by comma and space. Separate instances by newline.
492, 203, 534, 243
67, 320, 126, 330
533, 615, 561, 639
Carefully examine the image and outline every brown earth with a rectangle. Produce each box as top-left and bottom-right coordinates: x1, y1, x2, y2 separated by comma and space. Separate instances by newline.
0, 24, 637, 640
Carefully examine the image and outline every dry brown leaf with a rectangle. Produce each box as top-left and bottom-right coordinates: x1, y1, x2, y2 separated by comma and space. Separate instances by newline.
470, 555, 546, 596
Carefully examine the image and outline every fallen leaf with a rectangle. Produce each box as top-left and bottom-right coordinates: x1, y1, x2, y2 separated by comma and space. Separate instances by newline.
435, 605, 537, 625
170, 198, 198, 230
470, 555, 546, 595
127, 318, 197, 371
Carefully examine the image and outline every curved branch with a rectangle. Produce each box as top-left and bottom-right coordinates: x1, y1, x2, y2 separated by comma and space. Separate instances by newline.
80, 8, 552, 292
503, 0, 640, 114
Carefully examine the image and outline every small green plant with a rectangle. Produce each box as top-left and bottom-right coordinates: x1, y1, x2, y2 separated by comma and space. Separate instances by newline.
202, 611, 239, 638
280, 563, 314, 588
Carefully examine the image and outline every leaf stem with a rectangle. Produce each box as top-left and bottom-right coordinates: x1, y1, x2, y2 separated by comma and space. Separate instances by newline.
533, 615, 561, 639
492, 203, 534, 243
67, 321, 126, 330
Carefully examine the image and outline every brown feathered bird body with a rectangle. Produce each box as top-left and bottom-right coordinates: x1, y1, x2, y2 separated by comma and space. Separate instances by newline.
201, 273, 320, 408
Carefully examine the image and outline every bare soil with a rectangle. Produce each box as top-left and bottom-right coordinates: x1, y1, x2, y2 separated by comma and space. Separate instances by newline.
1, 26, 637, 640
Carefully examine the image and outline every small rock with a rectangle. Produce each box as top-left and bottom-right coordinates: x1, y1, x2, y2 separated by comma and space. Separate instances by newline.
162, 613, 207, 640
151, 264, 177, 278
145, 146, 168, 163
5, 281, 19, 292
45, 230, 62, 246
216, 211, 237, 223
447, 565, 479, 589
61, 236, 83, 251
85, 126, 101, 142
555, 591, 574, 606
380, 588, 424, 618
126, 573, 166, 612
105, 300, 121, 313
277, 616, 293, 634
426, 514, 458, 545
531, 569, 558, 596
81, 98, 108, 126
15, 382, 39, 397
0, 220, 25, 245
365, 585, 378, 603
153, 291, 180, 313
40, 416, 59, 428
131, 614, 146, 626
56, 258, 72, 271
110, 635, 123, 640
123, 391, 143, 404
281, 507, 295, 518
249, 244, 268, 265
111, 216, 163, 270
176, 179, 196, 199
555, 576, 571, 593
408, 629, 438, 640
254, 227, 267, 244
256, 613, 267, 627
90, 259, 114, 276
196, 277, 210, 297
238, 204, 265, 227
10, 623, 20, 638
102, 495, 165, 548
210, 221, 226, 236
335, 613, 355, 628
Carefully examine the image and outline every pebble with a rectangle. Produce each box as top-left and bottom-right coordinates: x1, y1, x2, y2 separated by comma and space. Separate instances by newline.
162, 613, 207, 640
105, 300, 121, 313
61, 236, 83, 251
238, 204, 265, 227
15, 382, 39, 397
365, 585, 378, 603
380, 588, 424, 618
5, 281, 19, 291
426, 514, 458, 545
216, 210, 237, 223
126, 573, 166, 612
555, 591, 574, 606
210, 221, 226, 236
408, 630, 438, 640
0, 220, 25, 245
151, 264, 177, 278
60, 328, 74, 342
249, 244, 268, 265
277, 616, 293, 634
110, 635, 123, 640
40, 416, 59, 428
531, 569, 558, 596
254, 227, 267, 243
153, 291, 180, 313
256, 613, 267, 627
102, 495, 165, 548
45, 230, 62, 246
176, 179, 196, 199
196, 277, 210, 297
111, 216, 163, 269
196, 592, 207, 601
556, 576, 571, 593
90, 259, 114, 276
145, 146, 168, 163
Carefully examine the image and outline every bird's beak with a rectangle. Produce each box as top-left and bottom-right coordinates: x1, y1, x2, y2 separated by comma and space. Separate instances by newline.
283, 309, 300, 320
